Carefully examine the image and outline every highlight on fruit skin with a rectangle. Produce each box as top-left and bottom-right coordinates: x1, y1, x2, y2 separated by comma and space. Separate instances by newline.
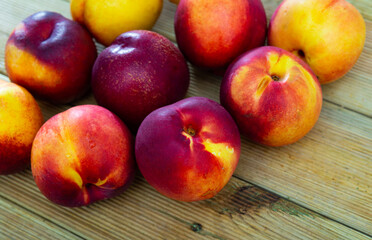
31, 105, 135, 207
220, 46, 323, 147
0, 79, 43, 175
70, 0, 163, 46
268, 0, 366, 84
5, 11, 97, 104
135, 96, 241, 202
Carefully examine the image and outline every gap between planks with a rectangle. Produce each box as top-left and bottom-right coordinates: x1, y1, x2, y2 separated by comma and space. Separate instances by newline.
0, 171, 370, 240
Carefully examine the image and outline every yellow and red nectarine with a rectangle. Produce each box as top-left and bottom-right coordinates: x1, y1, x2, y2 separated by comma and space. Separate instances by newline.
268, 0, 366, 84
221, 46, 322, 146
0, 79, 43, 175
5, 11, 97, 103
71, 0, 163, 46
136, 97, 241, 201
31, 105, 135, 207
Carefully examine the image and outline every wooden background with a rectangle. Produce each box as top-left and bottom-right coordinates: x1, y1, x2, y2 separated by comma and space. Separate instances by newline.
0, 0, 371, 239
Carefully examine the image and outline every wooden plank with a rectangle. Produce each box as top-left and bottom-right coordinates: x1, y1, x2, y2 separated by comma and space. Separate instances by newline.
0, 0, 370, 238
0, 196, 81, 240
236, 102, 372, 234
347, 0, 372, 21
0, 171, 369, 240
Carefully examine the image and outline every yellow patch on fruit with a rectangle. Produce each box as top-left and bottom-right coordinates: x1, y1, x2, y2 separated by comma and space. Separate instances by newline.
0, 79, 43, 145
95, 178, 108, 187
267, 52, 288, 80
70, 0, 86, 24
202, 139, 235, 162
54, 115, 87, 189
266, 52, 315, 89
65, 168, 83, 189
255, 75, 272, 97
73, 0, 163, 46
5, 44, 62, 88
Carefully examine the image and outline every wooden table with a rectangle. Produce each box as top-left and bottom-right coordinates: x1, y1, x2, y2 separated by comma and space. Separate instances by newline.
0, 0, 371, 239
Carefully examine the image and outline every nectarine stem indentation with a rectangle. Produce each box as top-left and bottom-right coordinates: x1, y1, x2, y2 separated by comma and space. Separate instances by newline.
271, 75, 280, 81
184, 126, 196, 137
298, 50, 305, 58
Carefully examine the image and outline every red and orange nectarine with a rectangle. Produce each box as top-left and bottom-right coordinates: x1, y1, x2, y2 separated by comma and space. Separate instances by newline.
221, 46, 322, 146
5, 11, 97, 103
31, 105, 135, 207
136, 97, 241, 202
0, 79, 43, 175
175, 0, 267, 70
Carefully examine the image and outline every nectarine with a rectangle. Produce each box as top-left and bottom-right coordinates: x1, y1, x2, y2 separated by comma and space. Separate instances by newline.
0, 79, 43, 175
221, 46, 322, 146
31, 105, 134, 207
5, 11, 97, 103
136, 97, 241, 201
71, 0, 163, 46
92, 30, 190, 130
268, 0, 366, 84
175, 0, 267, 70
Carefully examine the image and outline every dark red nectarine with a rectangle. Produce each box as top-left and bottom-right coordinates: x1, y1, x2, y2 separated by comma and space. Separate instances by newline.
92, 30, 189, 130
135, 97, 241, 201
5, 11, 97, 103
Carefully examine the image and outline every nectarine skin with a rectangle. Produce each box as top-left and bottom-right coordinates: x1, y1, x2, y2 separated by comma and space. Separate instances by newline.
31, 105, 135, 207
221, 46, 322, 146
268, 0, 366, 84
136, 97, 241, 202
5, 11, 97, 103
175, 0, 267, 70
71, 0, 163, 46
92, 30, 190, 130
0, 79, 43, 175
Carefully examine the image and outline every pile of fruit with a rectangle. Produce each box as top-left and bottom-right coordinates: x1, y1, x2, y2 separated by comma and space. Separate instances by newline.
0, 0, 365, 207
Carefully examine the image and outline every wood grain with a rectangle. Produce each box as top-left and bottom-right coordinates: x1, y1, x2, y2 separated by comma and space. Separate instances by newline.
0, 196, 81, 240
0, 170, 369, 240
0, 0, 371, 239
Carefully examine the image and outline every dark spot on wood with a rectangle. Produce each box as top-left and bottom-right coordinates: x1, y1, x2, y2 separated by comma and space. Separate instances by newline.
191, 222, 202, 232
229, 186, 280, 215
204, 185, 281, 218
